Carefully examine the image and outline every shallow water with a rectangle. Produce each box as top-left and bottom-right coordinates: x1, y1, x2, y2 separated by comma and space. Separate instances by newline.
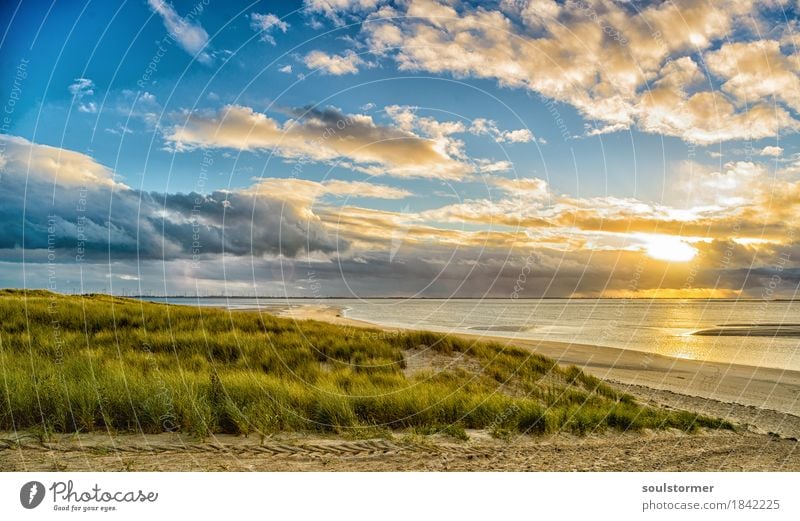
141, 297, 800, 371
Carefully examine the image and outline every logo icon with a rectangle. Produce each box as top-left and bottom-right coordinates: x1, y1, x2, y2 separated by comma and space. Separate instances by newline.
20, 481, 45, 509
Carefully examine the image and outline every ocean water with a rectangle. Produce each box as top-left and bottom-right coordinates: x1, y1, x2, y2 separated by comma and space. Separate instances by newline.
142, 297, 800, 371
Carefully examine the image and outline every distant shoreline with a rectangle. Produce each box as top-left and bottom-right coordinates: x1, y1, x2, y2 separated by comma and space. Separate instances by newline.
135, 295, 800, 301
7, 290, 800, 301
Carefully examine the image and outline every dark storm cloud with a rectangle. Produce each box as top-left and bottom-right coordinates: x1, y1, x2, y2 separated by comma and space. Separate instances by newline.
0, 178, 342, 263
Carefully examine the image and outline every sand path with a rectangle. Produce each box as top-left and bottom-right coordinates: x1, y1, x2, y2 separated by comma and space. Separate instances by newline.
1, 430, 797, 471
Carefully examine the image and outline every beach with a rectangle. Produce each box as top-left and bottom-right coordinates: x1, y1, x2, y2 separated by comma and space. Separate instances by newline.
277, 304, 800, 439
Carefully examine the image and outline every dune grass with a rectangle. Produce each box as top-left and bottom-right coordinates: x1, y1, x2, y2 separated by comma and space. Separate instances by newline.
0, 290, 732, 439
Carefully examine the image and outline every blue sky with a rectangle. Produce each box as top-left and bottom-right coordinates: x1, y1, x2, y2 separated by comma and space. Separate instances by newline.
0, 0, 798, 297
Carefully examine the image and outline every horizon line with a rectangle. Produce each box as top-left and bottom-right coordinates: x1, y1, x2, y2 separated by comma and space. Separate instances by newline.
4, 289, 797, 302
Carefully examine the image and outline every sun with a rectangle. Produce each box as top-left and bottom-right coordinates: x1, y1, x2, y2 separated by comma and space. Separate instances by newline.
643, 235, 698, 262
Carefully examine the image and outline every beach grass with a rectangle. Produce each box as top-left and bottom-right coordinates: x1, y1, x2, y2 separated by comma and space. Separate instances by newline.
0, 290, 732, 438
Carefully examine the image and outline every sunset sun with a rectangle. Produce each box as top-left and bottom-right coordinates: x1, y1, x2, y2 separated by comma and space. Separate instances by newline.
643, 235, 698, 262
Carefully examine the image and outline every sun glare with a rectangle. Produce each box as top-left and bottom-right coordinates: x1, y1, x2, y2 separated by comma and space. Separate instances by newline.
643, 235, 698, 262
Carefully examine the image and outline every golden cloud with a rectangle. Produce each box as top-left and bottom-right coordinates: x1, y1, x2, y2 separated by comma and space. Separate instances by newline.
165, 104, 472, 179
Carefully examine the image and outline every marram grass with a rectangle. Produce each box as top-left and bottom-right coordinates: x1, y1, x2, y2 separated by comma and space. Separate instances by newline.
0, 290, 732, 438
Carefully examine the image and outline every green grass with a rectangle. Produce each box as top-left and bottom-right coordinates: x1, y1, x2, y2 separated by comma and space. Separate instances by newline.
0, 290, 733, 438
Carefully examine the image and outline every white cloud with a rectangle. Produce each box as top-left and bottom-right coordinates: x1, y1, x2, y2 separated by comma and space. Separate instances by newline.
104, 123, 133, 136
760, 145, 784, 157
475, 159, 513, 173
706, 40, 800, 113
147, 0, 212, 64
498, 128, 534, 143
303, 0, 380, 25
68, 78, 97, 114
116, 89, 162, 130
469, 118, 537, 144
278, 64, 293, 74
303, 49, 363, 75
249, 12, 288, 45
78, 102, 98, 114
352, 0, 800, 144
68, 78, 93, 97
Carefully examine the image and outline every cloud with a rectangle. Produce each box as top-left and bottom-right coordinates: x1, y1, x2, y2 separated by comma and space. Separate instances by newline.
249, 12, 288, 45
491, 176, 550, 202
0, 134, 124, 188
115, 90, 162, 130
498, 128, 534, 143
469, 118, 537, 144
352, 0, 800, 144
0, 136, 341, 262
147, 0, 212, 64
637, 89, 799, 145
68, 78, 97, 113
410, 156, 800, 247
706, 40, 800, 113
164, 104, 473, 179
248, 178, 412, 203
5, 135, 799, 297
68, 78, 93, 97
303, 0, 380, 25
760, 146, 784, 157
104, 123, 133, 136
278, 64, 293, 74
303, 49, 363, 75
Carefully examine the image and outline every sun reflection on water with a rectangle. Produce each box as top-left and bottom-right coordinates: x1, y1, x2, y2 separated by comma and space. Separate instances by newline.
653, 304, 710, 361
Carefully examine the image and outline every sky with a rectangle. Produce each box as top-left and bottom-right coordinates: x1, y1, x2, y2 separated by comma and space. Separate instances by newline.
0, 0, 798, 298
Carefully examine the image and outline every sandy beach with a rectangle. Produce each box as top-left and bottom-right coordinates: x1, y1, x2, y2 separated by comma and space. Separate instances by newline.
275, 304, 800, 439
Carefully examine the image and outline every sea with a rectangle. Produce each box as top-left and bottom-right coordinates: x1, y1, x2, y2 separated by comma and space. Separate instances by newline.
140, 297, 800, 371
